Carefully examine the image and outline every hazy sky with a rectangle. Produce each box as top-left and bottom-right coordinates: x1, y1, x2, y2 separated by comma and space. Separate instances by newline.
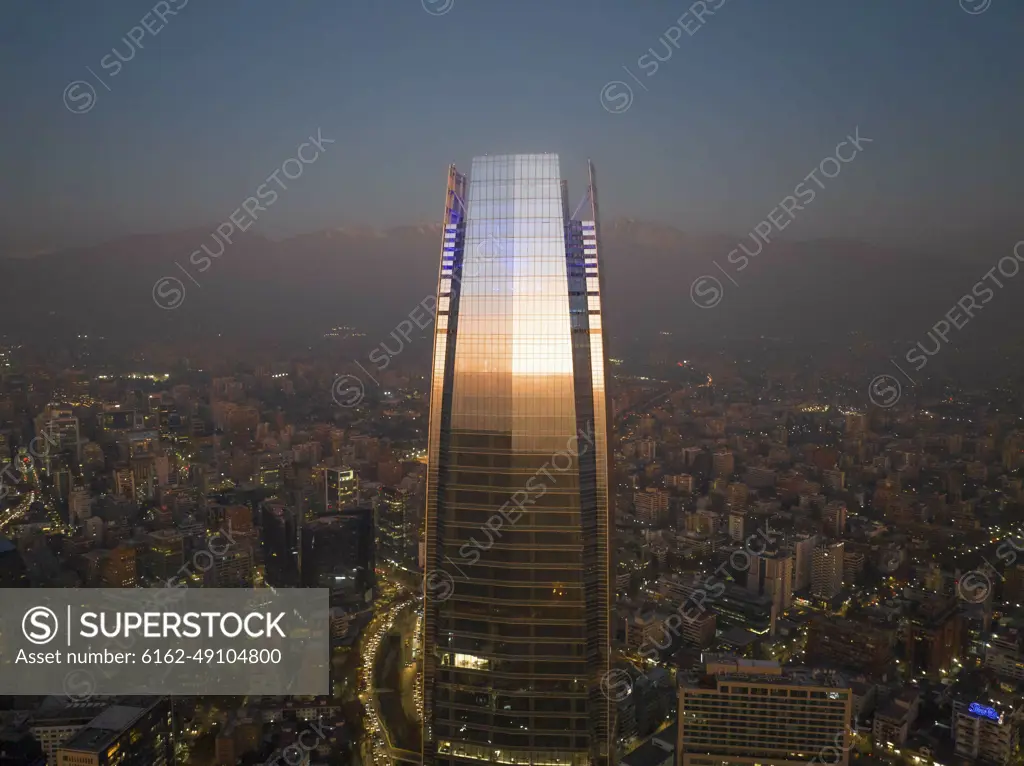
2, 0, 1021, 252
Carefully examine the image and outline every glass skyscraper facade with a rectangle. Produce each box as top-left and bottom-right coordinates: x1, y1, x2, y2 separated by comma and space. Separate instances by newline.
422, 155, 612, 766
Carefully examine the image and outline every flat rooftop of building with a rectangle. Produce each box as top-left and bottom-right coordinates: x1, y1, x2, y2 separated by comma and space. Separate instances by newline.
716, 626, 760, 648
60, 704, 149, 753
689, 658, 849, 689
32, 696, 111, 722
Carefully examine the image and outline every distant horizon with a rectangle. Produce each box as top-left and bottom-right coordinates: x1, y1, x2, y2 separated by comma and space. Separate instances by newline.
4, 215, 1022, 260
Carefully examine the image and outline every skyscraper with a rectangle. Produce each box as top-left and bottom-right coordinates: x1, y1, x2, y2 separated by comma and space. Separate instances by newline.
422, 154, 612, 766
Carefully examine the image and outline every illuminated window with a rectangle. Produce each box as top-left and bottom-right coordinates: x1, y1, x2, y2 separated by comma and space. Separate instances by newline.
453, 653, 489, 670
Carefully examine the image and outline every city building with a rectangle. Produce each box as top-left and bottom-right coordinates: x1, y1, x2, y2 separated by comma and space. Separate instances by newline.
724, 482, 748, 511
256, 451, 285, 489
845, 412, 867, 436
261, 501, 301, 586
842, 550, 865, 584
744, 466, 776, 489
822, 468, 845, 492
100, 545, 136, 588
952, 682, 1022, 766
678, 610, 716, 649
667, 474, 694, 494
727, 510, 764, 544
712, 584, 776, 636
324, 466, 358, 512
55, 698, 172, 766
811, 542, 844, 600
209, 503, 253, 538
29, 698, 110, 763
375, 486, 418, 571
301, 507, 375, 604
422, 155, 612, 766
69, 486, 92, 525
677, 658, 852, 765
144, 529, 184, 581
747, 549, 794, 612
905, 595, 962, 677
635, 487, 670, 525
872, 690, 920, 749
712, 450, 734, 479
636, 438, 657, 462
36, 408, 81, 472
791, 533, 818, 592
984, 633, 1024, 682
203, 547, 254, 588
823, 500, 847, 536
806, 616, 894, 676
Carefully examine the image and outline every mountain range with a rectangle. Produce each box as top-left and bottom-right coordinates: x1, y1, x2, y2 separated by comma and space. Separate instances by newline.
3, 220, 1022, 350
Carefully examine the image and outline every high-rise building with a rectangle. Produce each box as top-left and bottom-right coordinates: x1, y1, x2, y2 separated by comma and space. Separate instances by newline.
905, 595, 961, 676
376, 486, 418, 571
984, 633, 1024, 683
679, 610, 716, 649
113, 466, 136, 501
952, 686, 1022, 765
204, 547, 254, 588
678, 658, 852, 765
256, 451, 285, 489
302, 507, 375, 604
791, 533, 819, 592
101, 545, 137, 588
747, 549, 794, 612
634, 487, 670, 525
812, 542, 844, 600
36, 409, 81, 472
823, 500, 847, 536
1004, 563, 1024, 604
725, 482, 748, 511
145, 529, 185, 581
69, 485, 92, 525
422, 155, 612, 766
842, 550, 865, 584
726, 510, 750, 543
261, 501, 301, 586
712, 450, 734, 479
324, 466, 357, 512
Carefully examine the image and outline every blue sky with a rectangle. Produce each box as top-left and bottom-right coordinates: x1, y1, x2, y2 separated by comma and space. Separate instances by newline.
1, 0, 1021, 251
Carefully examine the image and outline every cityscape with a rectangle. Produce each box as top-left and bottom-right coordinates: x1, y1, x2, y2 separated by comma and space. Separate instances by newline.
2, 2, 1024, 766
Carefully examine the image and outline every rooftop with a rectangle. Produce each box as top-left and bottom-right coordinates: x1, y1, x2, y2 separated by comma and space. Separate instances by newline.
59, 703, 150, 753
686, 658, 850, 690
